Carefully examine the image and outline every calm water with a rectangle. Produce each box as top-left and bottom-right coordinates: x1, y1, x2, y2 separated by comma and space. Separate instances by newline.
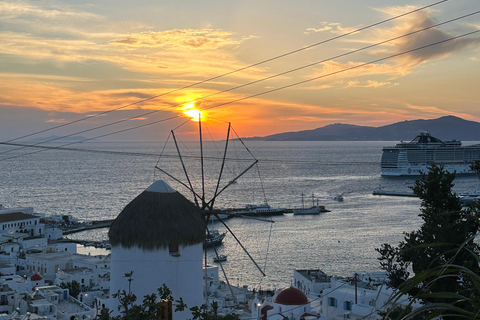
1, 140, 479, 289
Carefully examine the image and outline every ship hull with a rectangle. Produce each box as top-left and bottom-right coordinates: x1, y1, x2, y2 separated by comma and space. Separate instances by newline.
381, 163, 473, 176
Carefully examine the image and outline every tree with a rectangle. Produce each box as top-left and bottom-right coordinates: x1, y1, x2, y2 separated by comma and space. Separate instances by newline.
110, 273, 238, 320
377, 164, 480, 318
470, 160, 480, 180
59, 280, 81, 299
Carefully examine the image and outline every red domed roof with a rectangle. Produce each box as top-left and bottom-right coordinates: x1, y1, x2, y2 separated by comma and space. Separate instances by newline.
31, 273, 43, 281
261, 305, 273, 317
274, 287, 309, 305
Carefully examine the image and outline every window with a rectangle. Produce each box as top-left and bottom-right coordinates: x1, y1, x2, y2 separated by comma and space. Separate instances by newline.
169, 244, 180, 257
328, 297, 337, 307
344, 301, 352, 311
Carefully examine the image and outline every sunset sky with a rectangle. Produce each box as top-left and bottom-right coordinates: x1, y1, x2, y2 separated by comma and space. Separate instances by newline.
1, 0, 479, 141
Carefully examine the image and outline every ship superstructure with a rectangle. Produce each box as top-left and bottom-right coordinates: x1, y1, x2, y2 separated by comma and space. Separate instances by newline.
381, 132, 480, 176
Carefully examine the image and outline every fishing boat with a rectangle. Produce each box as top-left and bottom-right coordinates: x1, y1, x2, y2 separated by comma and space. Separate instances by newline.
204, 229, 226, 247
213, 254, 227, 262
381, 132, 480, 176
293, 193, 328, 215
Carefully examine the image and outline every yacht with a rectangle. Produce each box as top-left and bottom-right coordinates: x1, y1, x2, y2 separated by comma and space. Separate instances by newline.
381, 132, 480, 176
293, 193, 328, 215
237, 203, 285, 216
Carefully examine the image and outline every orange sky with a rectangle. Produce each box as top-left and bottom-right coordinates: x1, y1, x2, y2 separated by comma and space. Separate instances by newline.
0, 0, 479, 141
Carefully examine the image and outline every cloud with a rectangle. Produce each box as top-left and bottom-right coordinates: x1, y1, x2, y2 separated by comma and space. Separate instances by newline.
305, 22, 357, 35
372, 7, 480, 68
46, 118, 68, 123
0, 1, 261, 81
311, 60, 410, 82
0, 1, 101, 21
405, 103, 476, 120
111, 92, 153, 99
305, 6, 480, 86
110, 29, 255, 50
346, 80, 399, 88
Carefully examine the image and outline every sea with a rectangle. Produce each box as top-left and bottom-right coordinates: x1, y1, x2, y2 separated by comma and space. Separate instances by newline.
1, 140, 479, 290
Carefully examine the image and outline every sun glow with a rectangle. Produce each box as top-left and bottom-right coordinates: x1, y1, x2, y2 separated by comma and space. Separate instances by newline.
182, 103, 203, 122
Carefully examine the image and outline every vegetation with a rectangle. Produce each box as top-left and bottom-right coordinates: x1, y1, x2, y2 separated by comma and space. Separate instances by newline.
377, 164, 480, 319
471, 160, 480, 180
59, 280, 81, 299
109, 272, 239, 320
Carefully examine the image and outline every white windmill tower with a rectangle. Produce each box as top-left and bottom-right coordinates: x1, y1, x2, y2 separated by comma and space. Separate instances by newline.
108, 180, 206, 319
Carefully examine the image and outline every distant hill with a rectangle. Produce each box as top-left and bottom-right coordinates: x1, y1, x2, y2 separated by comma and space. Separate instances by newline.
244, 116, 480, 141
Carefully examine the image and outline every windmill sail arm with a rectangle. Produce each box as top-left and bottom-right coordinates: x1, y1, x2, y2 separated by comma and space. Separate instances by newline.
154, 166, 202, 200
218, 218, 266, 277
213, 123, 231, 199
207, 159, 259, 208
172, 131, 200, 206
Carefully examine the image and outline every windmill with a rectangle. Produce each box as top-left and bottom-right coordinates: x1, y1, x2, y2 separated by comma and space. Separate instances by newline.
154, 114, 273, 304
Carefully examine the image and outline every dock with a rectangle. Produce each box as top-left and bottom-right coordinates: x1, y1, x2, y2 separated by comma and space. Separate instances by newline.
61, 219, 113, 235
372, 190, 417, 197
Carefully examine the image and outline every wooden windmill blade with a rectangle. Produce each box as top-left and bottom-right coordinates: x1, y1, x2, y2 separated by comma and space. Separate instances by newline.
154, 116, 272, 285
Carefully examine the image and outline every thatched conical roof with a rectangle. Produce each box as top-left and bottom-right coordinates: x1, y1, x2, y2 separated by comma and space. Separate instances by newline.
108, 180, 206, 250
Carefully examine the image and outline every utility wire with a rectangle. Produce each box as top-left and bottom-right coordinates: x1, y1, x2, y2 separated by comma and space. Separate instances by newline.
1, 0, 449, 145
201, 29, 480, 113
1, 13, 479, 161
1, 3, 457, 157
0, 141, 382, 165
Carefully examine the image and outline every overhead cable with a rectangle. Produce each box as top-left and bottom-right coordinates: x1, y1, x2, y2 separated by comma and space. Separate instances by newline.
1, 0, 449, 145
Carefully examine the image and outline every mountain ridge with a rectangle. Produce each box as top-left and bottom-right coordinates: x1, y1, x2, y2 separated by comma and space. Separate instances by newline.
243, 116, 480, 141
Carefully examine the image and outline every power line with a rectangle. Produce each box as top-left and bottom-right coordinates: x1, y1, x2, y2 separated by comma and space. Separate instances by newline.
202, 29, 480, 113
1, 11, 478, 161
1, 0, 449, 145
0, 141, 380, 165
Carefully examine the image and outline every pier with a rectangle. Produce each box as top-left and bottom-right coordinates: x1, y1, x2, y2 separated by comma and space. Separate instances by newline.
61, 219, 113, 235
372, 190, 417, 197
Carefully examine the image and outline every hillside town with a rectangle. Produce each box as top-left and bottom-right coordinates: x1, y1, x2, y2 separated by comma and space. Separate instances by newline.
0, 181, 413, 320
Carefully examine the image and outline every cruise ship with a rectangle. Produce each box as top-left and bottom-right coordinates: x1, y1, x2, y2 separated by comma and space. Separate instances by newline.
381, 132, 480, 176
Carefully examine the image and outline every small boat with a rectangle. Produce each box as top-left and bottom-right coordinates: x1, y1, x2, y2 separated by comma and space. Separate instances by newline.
213, 254, 227, 262
333, 194, 344, 202
293, 193, 328, 215
237, 203, 285, 216
204, 229, 226, 247
459, 190, 480, 204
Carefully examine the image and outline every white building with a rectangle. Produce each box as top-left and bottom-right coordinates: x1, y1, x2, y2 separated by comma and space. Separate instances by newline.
0, 211, 44, 237
109, 180, 206, 320
0, 283, 17, 315
293, 269, 331, 296
25, 252, 110, 282
20, 285, 95, 320
55, 267, 97, 294
26, 252, 74, 280
253, 287, 317, 320
45, 225, 63, 241
321, 272, 415, 319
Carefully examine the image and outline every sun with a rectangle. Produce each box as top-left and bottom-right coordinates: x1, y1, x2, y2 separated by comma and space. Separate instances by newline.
182, 103, 203, 122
